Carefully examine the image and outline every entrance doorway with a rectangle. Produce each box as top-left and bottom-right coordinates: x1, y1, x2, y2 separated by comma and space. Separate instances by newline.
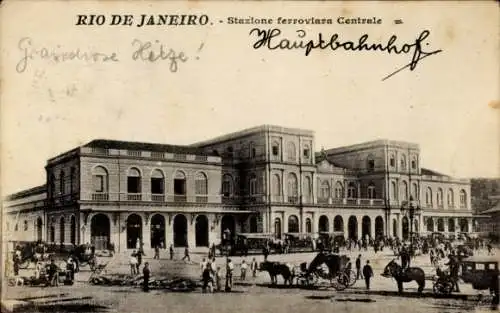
173, 214, 188, 247
91, 214, 110, 250
221, 215, 235, 244
348, 216, 358, 240
150, 214, 165, 248
195, 215, 209, 247
36, 218, 43, 241
126, 214, 142, 249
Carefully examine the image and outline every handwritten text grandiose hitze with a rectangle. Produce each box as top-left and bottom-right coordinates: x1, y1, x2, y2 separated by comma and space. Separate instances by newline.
15, 37, 188, 73
249, 28, 443, 81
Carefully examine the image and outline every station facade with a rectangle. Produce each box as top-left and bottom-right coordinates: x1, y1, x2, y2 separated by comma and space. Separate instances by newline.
3, 125, 474, 252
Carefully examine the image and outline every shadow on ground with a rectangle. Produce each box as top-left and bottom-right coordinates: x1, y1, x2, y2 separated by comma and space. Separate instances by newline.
17, 303, 109, 313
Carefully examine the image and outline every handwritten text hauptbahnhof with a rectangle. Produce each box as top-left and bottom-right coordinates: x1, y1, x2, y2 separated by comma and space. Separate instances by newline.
75, 14, 382, 27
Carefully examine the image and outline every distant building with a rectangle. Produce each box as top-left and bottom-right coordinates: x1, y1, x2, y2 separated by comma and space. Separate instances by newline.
476, 195, 500, 236
3, 125, 474, 251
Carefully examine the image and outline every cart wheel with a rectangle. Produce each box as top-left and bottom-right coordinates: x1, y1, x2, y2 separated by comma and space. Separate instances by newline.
331, 273, 348, 291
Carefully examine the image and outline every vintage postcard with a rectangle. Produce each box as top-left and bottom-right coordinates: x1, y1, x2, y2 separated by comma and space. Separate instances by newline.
1, 1, 499, 312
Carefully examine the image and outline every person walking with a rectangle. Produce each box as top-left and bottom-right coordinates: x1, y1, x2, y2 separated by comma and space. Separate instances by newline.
169, 244, 174, 260
362, 260, 374, 290
200, 258, 207, 276
250, 257, 258, 278
225, 258, 234, 292
129, 251, 138, 275
142, 262, 150, 292
215, 266, 222, 292
240, 260, 248, 280
182, 245, 190, 262
356, 254, 363, 279
202, 262, 213, 293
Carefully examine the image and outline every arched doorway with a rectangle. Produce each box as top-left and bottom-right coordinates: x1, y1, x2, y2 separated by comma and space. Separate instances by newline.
274, 217, 282, 239
334, 215, 343, 232
173, 214, 188, 247
36, 217, 43, 241
348, 216, 357, 240
288, 215, 299, 233
126, 214, 142, 249
392, 219, 398, 238
91, 214, 110, 250
59, 217, 65, 244
402, 217, 409, 240
70, 216, 76, 245
150, 214, 166, 248
375, 216, 384, 238
221, 215, 236, 244
249, 216, 258, 233
319, 215, 329, 232
362, 216, 371, 239
195, 215, 209, 247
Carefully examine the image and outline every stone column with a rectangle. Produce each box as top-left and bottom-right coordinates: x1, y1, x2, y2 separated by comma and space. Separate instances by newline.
357, 217, 363, 240
467, 219, 473, 233
397, 214, 403, 238
343, 216, 349, 237
142, 213, 151, 250
370, 217, 376, 239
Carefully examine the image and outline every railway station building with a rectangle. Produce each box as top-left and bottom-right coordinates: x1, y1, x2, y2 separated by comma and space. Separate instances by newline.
3, 125, 474, 252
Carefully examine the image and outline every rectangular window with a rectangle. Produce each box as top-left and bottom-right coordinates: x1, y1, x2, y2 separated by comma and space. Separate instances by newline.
93, 175, 104, 192
174, 179, 186, 195
303, 149, 310, 158
368, 160, 375, 171
272, 146, 279, 156
222, 182, 230, 197
390, 158, 395, 167
127, 177, 141, 193
151, 178, 164, 194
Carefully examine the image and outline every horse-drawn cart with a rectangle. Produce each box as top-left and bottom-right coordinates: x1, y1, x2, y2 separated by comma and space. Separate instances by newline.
294, 252, 352, 290
460, 256, 499, 305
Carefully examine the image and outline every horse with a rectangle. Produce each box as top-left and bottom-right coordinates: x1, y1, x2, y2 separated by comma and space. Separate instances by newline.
259, 261, 295, 286
382, 259, 426, 293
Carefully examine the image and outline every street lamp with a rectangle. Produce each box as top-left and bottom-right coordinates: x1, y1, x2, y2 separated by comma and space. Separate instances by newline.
402, 196, 421, 266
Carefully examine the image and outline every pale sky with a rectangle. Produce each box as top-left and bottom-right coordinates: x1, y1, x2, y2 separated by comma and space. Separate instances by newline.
1, 1, 499, 196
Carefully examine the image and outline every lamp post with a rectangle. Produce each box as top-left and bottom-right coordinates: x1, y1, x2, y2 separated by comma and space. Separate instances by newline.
403, 196, 420, 267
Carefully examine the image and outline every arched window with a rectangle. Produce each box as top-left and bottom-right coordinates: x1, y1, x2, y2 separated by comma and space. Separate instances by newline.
151, 169, 165, 195
92, 166, 109, 196
319, 180, 330, 200
401, 181, 408, 201
59, 170, 65, 194
389, 154, 396, 167
23, 220, 28, 231
411, 156, 417, 170
447, 188, 454, 208
127, 168, 141, 194
272, 174, 281, 197
335, 182, 344, 198
426, 187, 433, 206
367, 182, 376, 199
367, 154, 375, 171
287, 142, 297, 162
70, 167, 76, 194
303, 144, 311, 159
59, 217, 65, 243
174, 171, 187, 197
459, 190, 467, 208
287, 173, 298, 203
50, 174, 56, 198
347, 183, 356, 198
400, 154, 407, 171
195, 172, 208, 195
249, 174, 257, 195
222, 174, 233, 197
391, 181, 397, 200
437, 188, 444, 207
288, 215, 299, 233
271, 141, 280, 158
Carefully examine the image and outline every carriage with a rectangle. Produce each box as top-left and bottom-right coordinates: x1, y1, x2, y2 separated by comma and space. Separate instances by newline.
294, 252, 353, 290
460, 256, 499, 305
218, 233, 276, 256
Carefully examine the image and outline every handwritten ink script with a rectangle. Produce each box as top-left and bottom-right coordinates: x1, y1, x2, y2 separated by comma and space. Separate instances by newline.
15, 37, 188, 74
249, 28, 443, 81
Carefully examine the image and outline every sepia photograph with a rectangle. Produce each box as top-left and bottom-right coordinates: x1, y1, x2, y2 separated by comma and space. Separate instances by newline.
1, 1, 499, 312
